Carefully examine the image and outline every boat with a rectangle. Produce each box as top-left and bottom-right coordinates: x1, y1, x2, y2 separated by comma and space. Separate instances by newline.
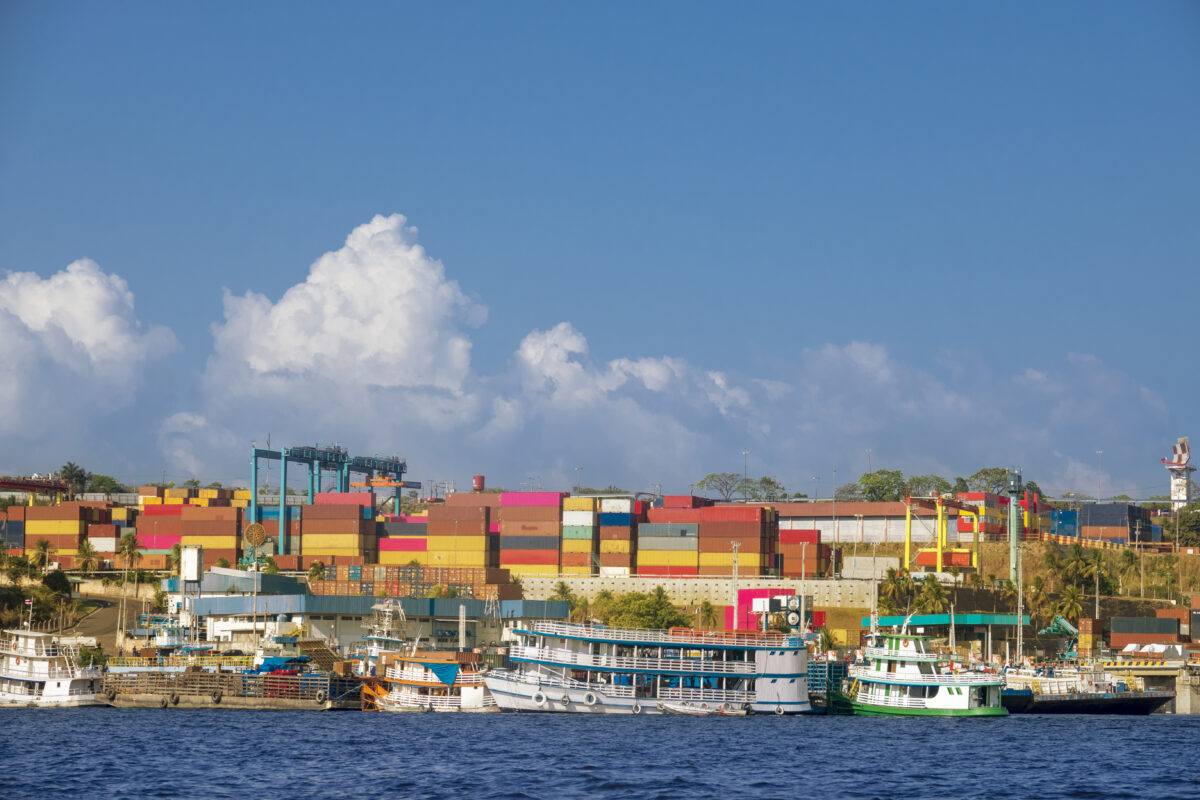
1001, 665, 1174, 714
484, 621, 813, 715
0, 629, 105, 707
375, 650, 498, 712
848, 630, 1006, 716
657, 700, 748, 716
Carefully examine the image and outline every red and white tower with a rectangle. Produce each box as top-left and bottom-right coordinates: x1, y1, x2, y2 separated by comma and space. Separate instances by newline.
1162, 437, 1194, 510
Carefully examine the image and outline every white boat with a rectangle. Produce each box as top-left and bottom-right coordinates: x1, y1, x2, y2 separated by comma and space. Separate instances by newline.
657, 700, 748, 716
484, 621, 813, 715
0, 629, 105, 708
375, 651, 498, 713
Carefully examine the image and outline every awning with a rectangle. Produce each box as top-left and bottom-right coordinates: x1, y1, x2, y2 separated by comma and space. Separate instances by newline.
418, 661, 460, 687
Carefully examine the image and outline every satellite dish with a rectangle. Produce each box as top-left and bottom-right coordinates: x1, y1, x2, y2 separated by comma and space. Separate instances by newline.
785, 610, 802, 628
243, 523, 267, 548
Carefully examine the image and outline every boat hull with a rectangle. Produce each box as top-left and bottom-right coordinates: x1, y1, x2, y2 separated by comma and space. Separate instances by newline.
850, 701, 1008, 717
0, 694, 105, 708
1001, 690, 1173, 715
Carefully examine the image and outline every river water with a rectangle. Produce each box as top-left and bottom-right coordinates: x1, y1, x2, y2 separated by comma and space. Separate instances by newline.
2, 709, 1198, 798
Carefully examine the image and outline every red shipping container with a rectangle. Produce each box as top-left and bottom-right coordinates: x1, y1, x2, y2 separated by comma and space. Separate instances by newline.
499, 549, 558, 565
597, 552, 633, 567
499, 492, 566, 507
303, 505, 365, 520
647, 508, 702, 524
446, 492, 504, 509
427, 506, 489, 524
598, 526, 634, 541
6, 506, 25, 522
638, 566, 698, 576
662, 495, 705, 509
88, 523, 119, 538
141, 505, 185, 517
379, 537, 427, 552
701, 506, 765, 523
561, 552, 592, 567
779, 529, 819, 545
499, 521, 560, 537
333, 555, 366, 565
497, 506, 560, 523
181, 506, 242, 522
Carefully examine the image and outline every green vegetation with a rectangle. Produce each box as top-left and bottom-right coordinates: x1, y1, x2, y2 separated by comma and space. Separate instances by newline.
589, 587, 689, 629
307, 561, 326, 584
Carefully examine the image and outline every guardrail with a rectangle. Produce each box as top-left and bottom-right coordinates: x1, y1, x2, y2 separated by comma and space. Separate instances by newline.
528, 621, 799, 649
658, 687, 755, 704
863, 646, 938, 662
850, 665, 1001, 685
511, 644, 757, 675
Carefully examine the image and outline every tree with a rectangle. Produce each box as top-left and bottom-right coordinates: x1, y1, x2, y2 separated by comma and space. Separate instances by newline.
262, 556, 279, 575
31, 539, 54, 571
695, 473, 744, 501
1175, 510, 1200, 548
967, 468, 1011, 494
914, 575, 947, 614
818, 627, 837, 653
59, 462, 88, 497
589, 587, 688, 629
880, 567, 915, 614
86, 474, 131, 494
1024, 480, 1046, 499
697, 600, 720, 630
215, 557, 230, 569
1057, 584, 1083, 622
906, 474, 952, 498
182, 478, 201, 490
204, 481, 224, 489
307, 561, 326, 584
117, 532, 142, 575
169, 543, 183, 577
76, 540, 98, 577
741, 476, 788, 502
42, 569, 71, 597
549, 582, 574, 603
834, 483, 863, 501
1117, 548, 1138, 594
857, 470, 905, 502
952, 477, 969, 494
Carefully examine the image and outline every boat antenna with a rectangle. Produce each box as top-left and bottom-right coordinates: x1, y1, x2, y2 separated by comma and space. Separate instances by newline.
900, 611, 915, 636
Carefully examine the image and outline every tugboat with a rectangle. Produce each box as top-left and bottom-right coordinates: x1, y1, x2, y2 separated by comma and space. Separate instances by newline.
0, 628, 104, 707
848, 627, 1006, 716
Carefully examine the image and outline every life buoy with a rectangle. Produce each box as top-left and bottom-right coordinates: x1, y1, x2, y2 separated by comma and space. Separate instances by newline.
14, 657, 19, 665
210, 690, 222, 704
700, 702, 709, 710
315, 689, 328, 704
631, 702, 643, 714
774, 705, 785, 715
532, 691, 547, 707
901, 639, 911, 648
584, 692, 598, 707
169, 692, 180, 706
721, 702, 732, 712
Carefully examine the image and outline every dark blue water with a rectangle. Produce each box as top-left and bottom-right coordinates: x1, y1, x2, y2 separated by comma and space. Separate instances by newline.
2, 710, 1198, 799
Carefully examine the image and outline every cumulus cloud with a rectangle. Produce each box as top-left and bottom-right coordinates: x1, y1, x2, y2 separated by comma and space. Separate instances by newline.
0, 258, 177, 437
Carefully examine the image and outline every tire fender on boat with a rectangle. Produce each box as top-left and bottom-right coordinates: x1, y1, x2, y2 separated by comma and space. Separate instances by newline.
158, 696, 169, 709
211, 690, 222, 704
584, 692, 598, 707
105, 688, 117, 702
532, 691, 547, 707
315, 689, 328, 704
721, 702, 732, 712
631, 702, 643, 715
774, 705, 785, 715
169, 692, 180, 706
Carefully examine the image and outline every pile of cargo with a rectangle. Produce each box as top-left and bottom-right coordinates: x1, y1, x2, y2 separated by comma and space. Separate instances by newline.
955, 493, 1011, 538
640, 495, 701, 577
498, 492, 564, 576
1074, 504, 1158, 544
777, 529, 830, 578
598, 497, 641, 576
561, 497, 598, 576
424, 501, 493, 568
307, 564, 519, 599
300, 493, 376, 563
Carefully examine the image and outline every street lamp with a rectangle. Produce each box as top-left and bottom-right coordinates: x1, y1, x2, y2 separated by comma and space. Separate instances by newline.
865, 449, 873, 472
1096, 451, 1103, 503
812, 476, 819, 502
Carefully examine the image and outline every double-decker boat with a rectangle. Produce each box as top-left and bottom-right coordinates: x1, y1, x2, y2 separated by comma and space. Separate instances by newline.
0, 629, 104, 707
484, 621, 812, 715
376, 650, 498, 712
848, 631, 1005, 716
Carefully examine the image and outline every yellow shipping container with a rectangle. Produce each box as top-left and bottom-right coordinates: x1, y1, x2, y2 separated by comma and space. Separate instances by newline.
379, 551, 430, 565
55, 549, 80, 557
426, 551, 489, 567
181, 535, 239, 549
425, 535, 488, 552
230, 499, 249, 508
164, 497, 186, 505
111, 508, 130, 521
304, 547, 367, 558
698, 552, 764, 567
233, 490, 252, 500
561, 539, 594, 554
25, 520, 85, 535
140, 497, 163, 506
599, 539, 630, 555
635, 550, 698, 567
503, 564, 558, 575
164, 488, 192, 499
561, 566, 593, 576
562, 497, 596, 511
301, 534, 365, 550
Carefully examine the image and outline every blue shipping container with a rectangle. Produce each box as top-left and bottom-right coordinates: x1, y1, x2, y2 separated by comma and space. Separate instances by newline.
598, 512, 633, 527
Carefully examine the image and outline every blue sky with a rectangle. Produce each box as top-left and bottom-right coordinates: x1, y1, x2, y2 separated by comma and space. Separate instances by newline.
1, 2, 1197, 498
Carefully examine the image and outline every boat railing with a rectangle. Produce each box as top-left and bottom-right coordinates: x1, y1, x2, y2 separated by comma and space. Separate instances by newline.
385, 690, 497, 710
510, 644, 758, 675
494, 669, 638, 698
850, 665, 1001, 685
658, 687, 756, 704
857, 691, 928, 710
527, 621, 799, 649
0, 663, 87, 681
863, 646, 938, 662
385, 664, 487, 685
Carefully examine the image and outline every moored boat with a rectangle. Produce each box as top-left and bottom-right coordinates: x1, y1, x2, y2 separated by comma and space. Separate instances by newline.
0, 629, 105, 708
375, 650, 498, 712
1001, 665, 1174, 714
848, 631, 1005, 717
484, 621, 813, 715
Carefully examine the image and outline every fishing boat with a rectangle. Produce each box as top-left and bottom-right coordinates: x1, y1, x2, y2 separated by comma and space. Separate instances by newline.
848, 630, 1006, 716
1001, 665, 1174, 714
0, 629, 105, 707
484, 621, 813, 715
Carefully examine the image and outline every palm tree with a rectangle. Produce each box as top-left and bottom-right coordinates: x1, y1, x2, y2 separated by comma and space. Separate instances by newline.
1057, 584, 1083, 622
116, 532, 142, 576
76, 540, 98, 577
818, 627, 837, 653
1042, 545, 1063, 592
1063, 543, 1089, 589
31, 539, 54, 571
59, 462, 88, 498
549, 581, 574, 603
915, 575, 947, 614
307, 560, 326, 584
697, 600, 720, 630
168, 543, 183, 577
1117, 549, 1138, 595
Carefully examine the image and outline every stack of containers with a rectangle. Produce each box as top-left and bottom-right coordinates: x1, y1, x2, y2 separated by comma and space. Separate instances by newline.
597, 497, 638, 576
193, 487, 232, 507
260, 506, 301, 552
560, 497, 598, 575
179, 506, 241, 568
379, 514, 429, 566
301, 493, 376, 563
777, 529, 829, 578
1, 506, 25, 554
638, 496, 705, 577
230, 489, 252, 510
86, 522, 119, 558
1109, 616, 1182, 648
697, 505, 775, 577
137, 485, 164, 507
498, 492, 564, 576
955, 493, 1009, 540
1078, 504, 1153, 544
163, 487, 193, 506
425, 504, 494, 568
137, 504, 185, 555
1077, 618, 1101, 658
24, 503, 95, 567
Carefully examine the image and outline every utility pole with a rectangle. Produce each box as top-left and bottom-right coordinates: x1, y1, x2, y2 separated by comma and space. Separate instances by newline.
865, 449, 873, 473
741, 450, 750, 501
1096, 450, 1103, 503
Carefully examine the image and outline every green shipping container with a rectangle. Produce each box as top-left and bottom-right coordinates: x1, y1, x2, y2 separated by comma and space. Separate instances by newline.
562, 525, 596, 540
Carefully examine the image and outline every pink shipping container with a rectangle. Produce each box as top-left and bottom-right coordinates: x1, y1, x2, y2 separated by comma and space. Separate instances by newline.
500, 492, 566, 507
379, 537, 428, 552
139, 533, 183, 549
314, 492, 376, 507
488, 522, 501, 534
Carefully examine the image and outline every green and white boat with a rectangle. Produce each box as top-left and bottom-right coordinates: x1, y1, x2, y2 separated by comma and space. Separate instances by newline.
848, 630, 1006, 717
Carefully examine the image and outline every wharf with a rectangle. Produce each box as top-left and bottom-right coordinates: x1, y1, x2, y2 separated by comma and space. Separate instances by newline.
102, 670, 362, 710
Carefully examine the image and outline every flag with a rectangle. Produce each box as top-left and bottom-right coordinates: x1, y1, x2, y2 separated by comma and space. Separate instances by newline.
24, 599, 32, 605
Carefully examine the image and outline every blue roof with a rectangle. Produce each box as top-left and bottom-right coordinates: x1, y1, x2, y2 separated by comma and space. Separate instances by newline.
859, 612, 1030, 627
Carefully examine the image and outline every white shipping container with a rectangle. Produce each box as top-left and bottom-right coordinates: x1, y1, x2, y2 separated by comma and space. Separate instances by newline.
89, 537, 118, 552
561, 510, 598, 527
598, 566, 631, 577
600, 498, 633, 514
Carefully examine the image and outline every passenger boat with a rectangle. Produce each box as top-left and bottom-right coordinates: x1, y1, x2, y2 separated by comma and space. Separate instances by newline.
484, 621, 812, 715
376, 650, 498, 712
0, 629, 104, 707
848, 631, 1006, 716
1001, 665, 1174, 714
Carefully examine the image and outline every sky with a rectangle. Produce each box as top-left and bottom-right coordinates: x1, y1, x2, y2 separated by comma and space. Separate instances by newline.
1, 1, 1197, 498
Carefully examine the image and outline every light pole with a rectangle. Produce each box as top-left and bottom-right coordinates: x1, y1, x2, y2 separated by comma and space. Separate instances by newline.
1095, 451, 1103, 503
865, 449, 873, 473
741, 450, 750, 501
574, 466, 582, 493
812, 476, 819, 502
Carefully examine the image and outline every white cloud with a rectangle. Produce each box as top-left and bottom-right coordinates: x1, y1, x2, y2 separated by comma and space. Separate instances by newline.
0, 258, 177, 436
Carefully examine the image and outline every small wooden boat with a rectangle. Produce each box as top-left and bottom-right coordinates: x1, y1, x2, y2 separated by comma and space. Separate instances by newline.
656, 700, 747, 716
